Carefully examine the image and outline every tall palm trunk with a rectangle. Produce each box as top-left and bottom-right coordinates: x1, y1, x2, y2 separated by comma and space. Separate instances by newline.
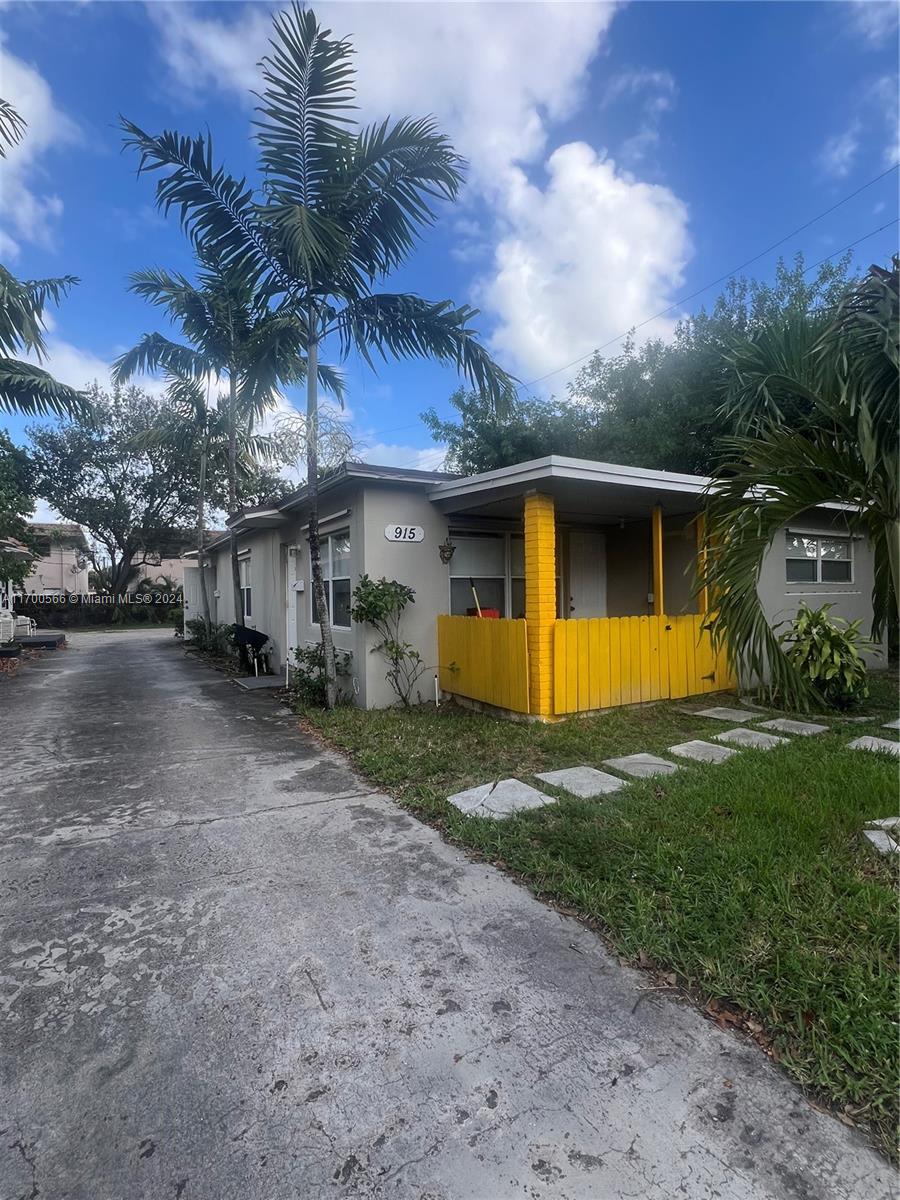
227, 371, 245, 627
196, 436, 212, 628
306, 324, 338, 709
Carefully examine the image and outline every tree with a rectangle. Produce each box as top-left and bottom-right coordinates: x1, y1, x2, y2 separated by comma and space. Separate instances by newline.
121, 3, 513, 707
28, 384, 201, 595
113, 256, 333, 635
0, 104, 86, 420
702, 258, 899, 709
0, 430, 37, 590
424, 256, 855, 477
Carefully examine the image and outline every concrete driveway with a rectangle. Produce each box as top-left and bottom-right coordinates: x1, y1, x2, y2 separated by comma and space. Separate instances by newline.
1, 630, 893, 1200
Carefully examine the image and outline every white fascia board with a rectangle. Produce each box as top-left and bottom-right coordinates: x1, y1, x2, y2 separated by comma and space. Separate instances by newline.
427, 455, 712, 504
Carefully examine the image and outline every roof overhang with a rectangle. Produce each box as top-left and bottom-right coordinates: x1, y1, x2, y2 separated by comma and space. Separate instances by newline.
428, 456, 711, 522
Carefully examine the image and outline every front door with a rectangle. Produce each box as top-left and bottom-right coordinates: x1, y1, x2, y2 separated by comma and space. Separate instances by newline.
568, 530, 607, 618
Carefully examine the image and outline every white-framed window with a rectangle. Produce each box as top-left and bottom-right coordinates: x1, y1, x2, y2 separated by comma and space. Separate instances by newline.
785, 532, 852, 584
239, 556, 252, 618
449, 532, 506, 616
312, 531, 352, 628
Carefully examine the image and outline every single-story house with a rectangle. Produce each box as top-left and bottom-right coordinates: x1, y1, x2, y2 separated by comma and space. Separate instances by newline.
183, 456, 883, 718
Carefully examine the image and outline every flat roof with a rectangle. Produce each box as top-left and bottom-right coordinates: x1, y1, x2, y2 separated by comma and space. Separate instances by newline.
428, 455, 712, 520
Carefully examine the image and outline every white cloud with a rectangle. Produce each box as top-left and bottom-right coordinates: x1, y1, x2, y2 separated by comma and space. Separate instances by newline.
359, 442, 447, 473
871, 75, 900, 167
845, 0, 899, 45
24, 336, 169, 397
0, 36, 79, 259
147, 2, 692, 387
818, 123, 861, 178
479, 143, 690, 382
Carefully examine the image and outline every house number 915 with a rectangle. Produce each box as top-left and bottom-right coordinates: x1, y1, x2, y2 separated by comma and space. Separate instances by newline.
384, 524, 424, 543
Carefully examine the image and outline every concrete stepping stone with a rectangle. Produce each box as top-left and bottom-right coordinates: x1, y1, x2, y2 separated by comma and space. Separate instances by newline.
758, 718, 829, 737
534, 766, 626, 798
446, 778, 553, 819
714, 727, 788, 751
695, 706, 760, 723
867, 816, 900, 831
669, 739, 737, 764
602, 753, 678, 779
847, 736, 900, 758
883, 717, 900, 730
863, 828, 899, 855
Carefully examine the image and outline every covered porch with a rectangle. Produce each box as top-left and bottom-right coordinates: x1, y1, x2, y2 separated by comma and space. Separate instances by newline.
428, 457, 733, 719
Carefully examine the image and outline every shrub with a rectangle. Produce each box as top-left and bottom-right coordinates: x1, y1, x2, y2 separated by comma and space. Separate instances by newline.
290, 642, 352, 707
185, 617, 235, 657
778, 602, 875, 709
350, 574, 425, 707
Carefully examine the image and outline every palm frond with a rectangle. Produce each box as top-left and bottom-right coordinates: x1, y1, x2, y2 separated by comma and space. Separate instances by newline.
120, 119, 285, 296
0, 98, 26, 157
335, 292, 515, 412
0, 358, 90, 418
0, 266, 79, 357
112, 333, 213, 384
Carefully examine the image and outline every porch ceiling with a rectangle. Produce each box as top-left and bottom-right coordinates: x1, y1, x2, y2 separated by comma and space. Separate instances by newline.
428, 456, 708, 522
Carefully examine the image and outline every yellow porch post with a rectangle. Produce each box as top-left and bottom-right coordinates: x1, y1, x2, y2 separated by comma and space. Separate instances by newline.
652, 504, 665, 616
524, 492, 556, 717
696, 511, 708, 615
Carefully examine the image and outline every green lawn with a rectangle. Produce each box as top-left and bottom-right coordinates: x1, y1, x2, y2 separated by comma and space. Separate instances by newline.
300, 673, 899, 1157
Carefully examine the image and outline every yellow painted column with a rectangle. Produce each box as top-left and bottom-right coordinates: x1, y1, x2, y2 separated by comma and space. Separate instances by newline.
524, 492, 556, 717
695, 511, 708, 616
652, 504, 665, 617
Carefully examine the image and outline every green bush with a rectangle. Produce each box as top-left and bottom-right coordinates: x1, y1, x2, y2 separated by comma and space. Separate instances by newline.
350, 574, 424, 706
779, 602, 875, 709
185, 617, 235, 657
290, 642, 352, 707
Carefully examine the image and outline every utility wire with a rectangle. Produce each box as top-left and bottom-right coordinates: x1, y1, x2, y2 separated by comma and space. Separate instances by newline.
515, 163, 900, 392
387, 213, 899, 473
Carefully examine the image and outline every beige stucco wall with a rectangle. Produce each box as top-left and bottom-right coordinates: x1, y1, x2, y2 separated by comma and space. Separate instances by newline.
756, 508, 885, 670
21, 545, 89, 594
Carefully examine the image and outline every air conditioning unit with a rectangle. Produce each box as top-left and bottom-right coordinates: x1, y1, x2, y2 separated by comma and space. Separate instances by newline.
0, 611, 15, 646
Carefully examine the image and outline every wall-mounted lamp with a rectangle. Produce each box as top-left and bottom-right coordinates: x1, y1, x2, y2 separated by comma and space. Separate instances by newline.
438, 535, 456, 565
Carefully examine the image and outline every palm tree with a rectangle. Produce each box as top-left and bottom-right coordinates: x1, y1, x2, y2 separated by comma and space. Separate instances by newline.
0, 102, 86, 420
121, 4, 513, 706
702, 259, 899, 709
0, 266, 88, 418
112, 256, 340, 634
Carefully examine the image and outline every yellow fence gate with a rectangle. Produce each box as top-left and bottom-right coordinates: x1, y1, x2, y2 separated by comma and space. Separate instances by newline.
437, 615, 531, 714
553, 614, 734, 716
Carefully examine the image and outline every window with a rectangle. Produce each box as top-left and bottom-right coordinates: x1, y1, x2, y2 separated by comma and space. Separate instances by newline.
785, 532, 852, 584
238, 556, 252, 618
312, 531, 352, 628
449, 533, 506, 616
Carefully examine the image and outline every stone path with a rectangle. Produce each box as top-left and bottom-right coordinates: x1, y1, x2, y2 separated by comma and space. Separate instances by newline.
446, 704, 900, 821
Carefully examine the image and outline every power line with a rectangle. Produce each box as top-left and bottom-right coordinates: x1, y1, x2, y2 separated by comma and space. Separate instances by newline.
387, 215, 899, 473
516, 163, 900, 392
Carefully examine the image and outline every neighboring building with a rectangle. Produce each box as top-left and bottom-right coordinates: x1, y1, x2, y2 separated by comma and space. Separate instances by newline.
139, 532, 227, 590
184, 457, 884, 717
20, 523, 90, 595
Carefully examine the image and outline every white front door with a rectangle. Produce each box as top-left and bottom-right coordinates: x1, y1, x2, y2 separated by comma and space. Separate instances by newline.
568, 530, 607, 618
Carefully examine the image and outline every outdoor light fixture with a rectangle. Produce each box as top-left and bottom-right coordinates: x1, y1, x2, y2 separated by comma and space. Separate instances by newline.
438, 536, 456, 565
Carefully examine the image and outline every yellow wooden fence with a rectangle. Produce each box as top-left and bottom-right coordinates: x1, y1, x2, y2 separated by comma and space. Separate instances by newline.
553, 614, 734, 715
437, 615, 530, 713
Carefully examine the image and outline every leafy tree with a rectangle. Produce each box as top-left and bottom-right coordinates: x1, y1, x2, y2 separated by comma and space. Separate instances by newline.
28, 384, 201, 595
0, 430, 37, 589
702, 258, 899, 709
426, 256, 855, 477
121, 3, 512, 707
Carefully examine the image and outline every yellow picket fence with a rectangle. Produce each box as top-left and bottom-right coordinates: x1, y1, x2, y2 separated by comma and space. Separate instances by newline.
437, 614, 530, 713
553, 613, 734, 716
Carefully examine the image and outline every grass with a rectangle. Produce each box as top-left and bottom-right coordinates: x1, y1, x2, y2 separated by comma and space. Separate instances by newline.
299, 673, 900, 1157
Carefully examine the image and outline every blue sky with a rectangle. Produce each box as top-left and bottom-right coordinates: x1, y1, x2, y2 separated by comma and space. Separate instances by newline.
2, 0, 898, 493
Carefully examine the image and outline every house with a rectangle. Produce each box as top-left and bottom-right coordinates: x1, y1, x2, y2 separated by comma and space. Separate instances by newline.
20, 523, 90, 595
183, 456, 883, 718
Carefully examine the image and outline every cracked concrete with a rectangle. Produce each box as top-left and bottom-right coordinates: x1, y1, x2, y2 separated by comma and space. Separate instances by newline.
0, 630, 893, 1199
